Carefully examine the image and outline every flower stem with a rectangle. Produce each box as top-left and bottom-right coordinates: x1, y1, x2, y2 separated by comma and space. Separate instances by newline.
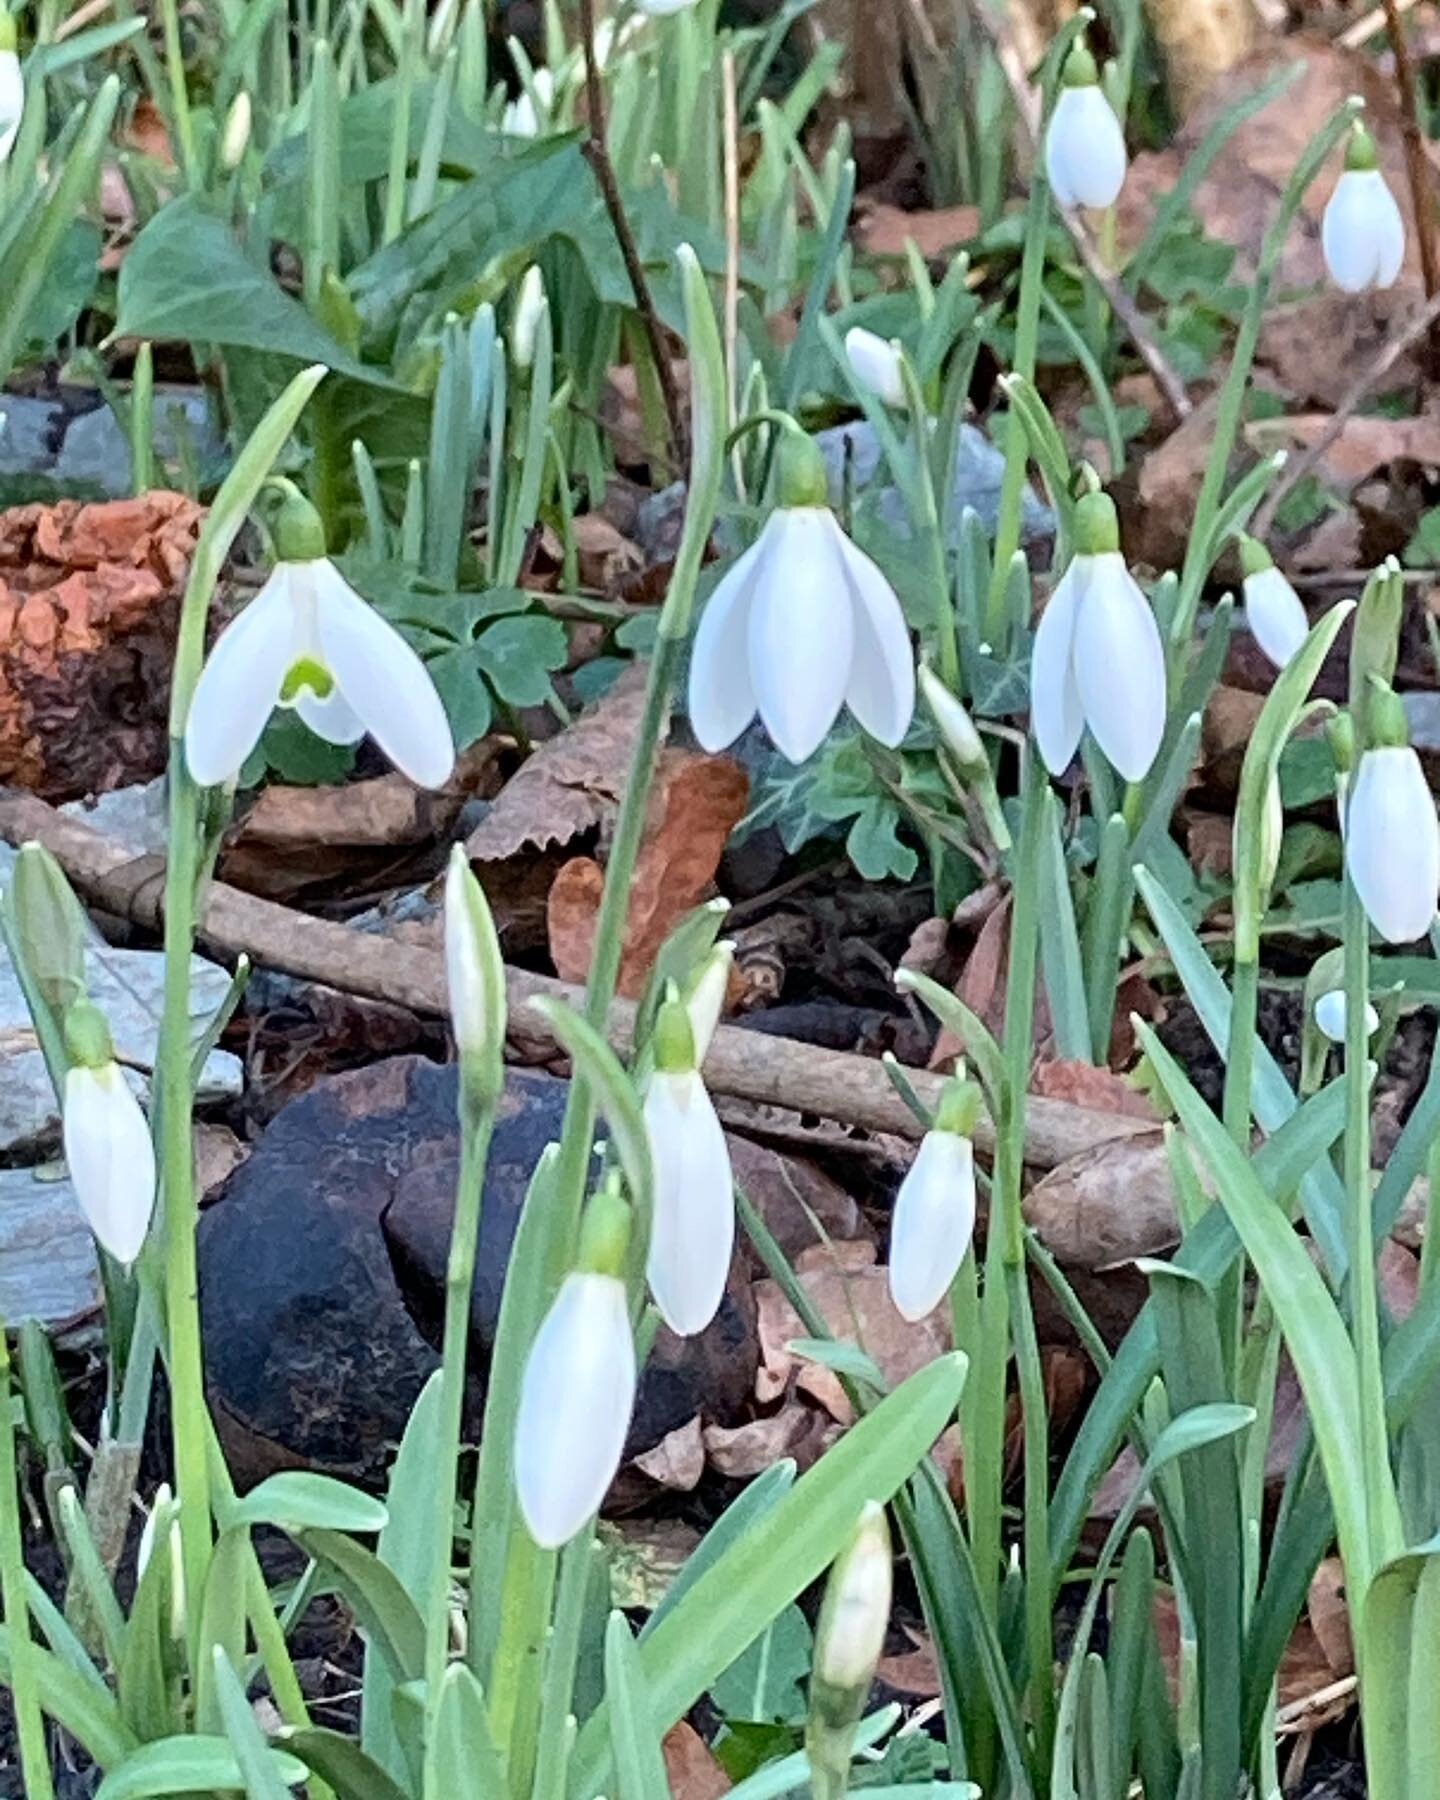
156, 0, 199, 187
0, 1313, 55, 1800
424, 1081, 497, 1771
1223, 954, 1258, 1149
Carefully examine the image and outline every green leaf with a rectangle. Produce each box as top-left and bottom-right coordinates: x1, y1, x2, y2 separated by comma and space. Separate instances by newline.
299, 1530, 425, 1685
641, 1461, 796, 1641
272, 1727, 411, 1800
424, 1662, 508, 1799
710, 1604, 812, 1726
606, 1611, 674, 1800
225, 1473, 388, 1537
93, 1734, 307, 1798
429, 647, 494, 747
116, 197, 388, 385
0, 1626, 137, 1768
787, 1339, 887, 1392
721, 1708, 900, 1800
1037, 786, 1090, 1062
252, 711, 357, 786
362, 1372, 441, 1778
1359, 1534, 1440, 1798
475, 614, 569, 706
117, 1494, 181, 1741
212, 1650, 297, 1799
570, 1355, 967, 1793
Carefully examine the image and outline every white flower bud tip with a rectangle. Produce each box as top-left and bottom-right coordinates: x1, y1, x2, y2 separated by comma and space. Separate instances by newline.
1243, 565, 1309, 671
62, 1062, 157, 1266
844, 327, 906, 409
814, 1502, 892, 1690
1314, 989, 1379, 1043
1345, 744, 1440, 944
444, 846, 505, 1066
644, 1066, 734, 1336
511, 266, 547, 370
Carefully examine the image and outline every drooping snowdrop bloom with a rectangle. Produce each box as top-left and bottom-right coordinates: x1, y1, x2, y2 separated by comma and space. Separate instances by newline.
61, 1001, 156, 1267
444, 846, 506, 1096
0, 9, 23, 167
688, 429, 915, 764
184, 489, 453, 791
514, 1184, 636, 1548
1044, 41, 1126, 212
1343, 690, 1440, 943
1238, 534, 1308, 670
683, 937, 734, 1063
1315, 989, 1379, 1043
502, 67, 554, 138
844, 327, 906, 409
511, 266, 547, 370
888, 1079, 980, 1323
1029, 489, 1166, 782
1323, 122, 1404, 294
644, 997, 734, 1336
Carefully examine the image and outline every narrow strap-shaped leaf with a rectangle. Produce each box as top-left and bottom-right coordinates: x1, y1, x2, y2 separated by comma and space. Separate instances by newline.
605, 1612, 672, 1800
211, 1649, 295, 1800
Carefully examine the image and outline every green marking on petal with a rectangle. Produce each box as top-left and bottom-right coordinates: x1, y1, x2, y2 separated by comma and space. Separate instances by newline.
279, 656, 335, 703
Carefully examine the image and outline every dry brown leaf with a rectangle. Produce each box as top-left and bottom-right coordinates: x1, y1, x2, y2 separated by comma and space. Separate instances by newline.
1185, 810, 1235, 879
546, 749, 747, 993
728, 1135, 872, 1264
1202, 685, 1267, 793
876, 1627, 941, 1699
663, 1724, 731, 1800
794, 1238, 877, 1276
1030, 1060, 1158, 1121
631, 1416, 705, 1491
855, 201, 982, 259
1307, 1556, 1354, 1681
1248, 410, 1440, 490
702, 1404, 839, 1477
125, 96, 175, 165
1002, 1348, 1089, 1481
1023, 1132, 1179, 1272
571, 514, 645, 591
466, 662, 649, 862
755, 1265, 949, 1423
0, 492, 203, 799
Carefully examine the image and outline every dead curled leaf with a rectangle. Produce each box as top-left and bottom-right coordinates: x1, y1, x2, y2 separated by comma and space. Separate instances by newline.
663, 1723, 731, 1800
546, 749, 747, 995
630, 1416, 705, 1492
1022, 1133, 1182, 1272
1029, 1059, 1158, 1121
701, 1405, 840, 1478
0, 492, 204, 799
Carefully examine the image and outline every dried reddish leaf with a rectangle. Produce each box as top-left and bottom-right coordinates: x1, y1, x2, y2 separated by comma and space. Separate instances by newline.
855, 201, 982, 259
546, 749, 747, 994
1307, 1556, 1354, 1681
702, 1404, 839, 1477
631, 1416, 705, 1491
876, 1628, 941, 1699
663, 1725, 731, 1800
1030, 1060, 1158, 1121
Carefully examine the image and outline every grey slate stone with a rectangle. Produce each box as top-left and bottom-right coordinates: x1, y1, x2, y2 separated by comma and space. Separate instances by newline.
55, 387, 226, 495
0, 394, 64, 476
0, 1165, 97, 1327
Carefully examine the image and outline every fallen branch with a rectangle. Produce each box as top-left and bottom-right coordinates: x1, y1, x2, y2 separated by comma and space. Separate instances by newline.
0, 791, 1151, 1171
1251, 286, 1440, 540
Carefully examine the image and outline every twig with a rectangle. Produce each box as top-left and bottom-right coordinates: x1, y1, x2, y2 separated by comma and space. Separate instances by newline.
960, 0, 1192, 424
1339, 0, 1419, 51
0, 790, 1154, 1173
576, 0, 688, 470
1251, 285, 1440, 539
1381, 0, 1440, 359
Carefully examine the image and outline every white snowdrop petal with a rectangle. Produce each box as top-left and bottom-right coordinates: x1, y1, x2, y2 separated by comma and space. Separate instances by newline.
844, 327, 905, 408
748, 510, 854, 764
687, 530, 768, 751
313, 561, 455, 788
1323, 169, 1403, 294
0, 52, 23, 164
514, 1273, 636, 1549
1045, 86, 1126, 211
637, 0, 699, 12
1314, 989, 1380, 1043
644, 1069, 735, 1337
888, 1131, 976, 1323
1029, 560, 1085, 775
63, 1064, 157, 1265
830, 516, 915, 748
1345, 745, 1440, 944
184, 565, 299, 786
1243, 567, 1309, 670
1072, 553, 1166, 782
293, 685, 366, 745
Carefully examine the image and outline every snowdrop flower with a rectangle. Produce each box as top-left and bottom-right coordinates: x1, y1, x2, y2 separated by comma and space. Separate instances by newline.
888, 1079, 980, 1323
0, 9, 22, 167
136, 1486, 187, 1641
1315, 989, 1379, 1043
184, 488, 453, 791
813, 1503, 892, 1694
444, 846, 505, 1090
219, 91, 252, 171
1344, 691, 1440, 943
61, 1001, 156, 1267
1238, 534, 1308, 670
683, 937, 733, 1063
514, 1184, 636, 1548
644, 997, 733, 1336
1323, 121, 1404, 294
511, 266, 547, 371
1044, 41, 1126, 211
918, 663, 986, 775
844, 327, 905, 409
636, 0, 700, 14
688, 428, 915, 764
502, 67, 553, 137
1030, 489, 1166, 782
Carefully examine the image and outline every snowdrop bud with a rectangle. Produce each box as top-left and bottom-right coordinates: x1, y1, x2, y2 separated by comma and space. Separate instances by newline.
918, 664, 986, 774
1044, 41, 1127, 211
220, 91, 252, 170
272, 486, 327, 561
514, 1182, 636, 1549
807, 1503, 892, 1794
645, 998, 734, 1336
1256, 775, 1284, 898
0, 8, 22, 167
844, 327, 905, 409
1315, 989, 1379, 1043
511, 266, 547, 371
1323, 122, 1404, 294
683, 941, 734, 1064
444, 846, 506, 1103
1238, 535, 1308, 671
137, 1485, 187, 1641
1344, 688, 1440, 943
888, 1078, 980, 1323
1326, 710, 1355, 776
61, 1002, 157, 1267
10, 840, 89, 1015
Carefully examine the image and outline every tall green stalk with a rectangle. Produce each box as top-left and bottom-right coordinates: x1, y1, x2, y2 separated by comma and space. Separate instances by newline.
0, 1313, 55, 1800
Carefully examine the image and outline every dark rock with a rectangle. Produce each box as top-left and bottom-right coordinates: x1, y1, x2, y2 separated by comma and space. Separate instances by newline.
200, 1058, 760, 1489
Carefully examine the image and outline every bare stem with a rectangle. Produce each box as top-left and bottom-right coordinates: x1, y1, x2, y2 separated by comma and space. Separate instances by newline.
1382, 0, 1440, 321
